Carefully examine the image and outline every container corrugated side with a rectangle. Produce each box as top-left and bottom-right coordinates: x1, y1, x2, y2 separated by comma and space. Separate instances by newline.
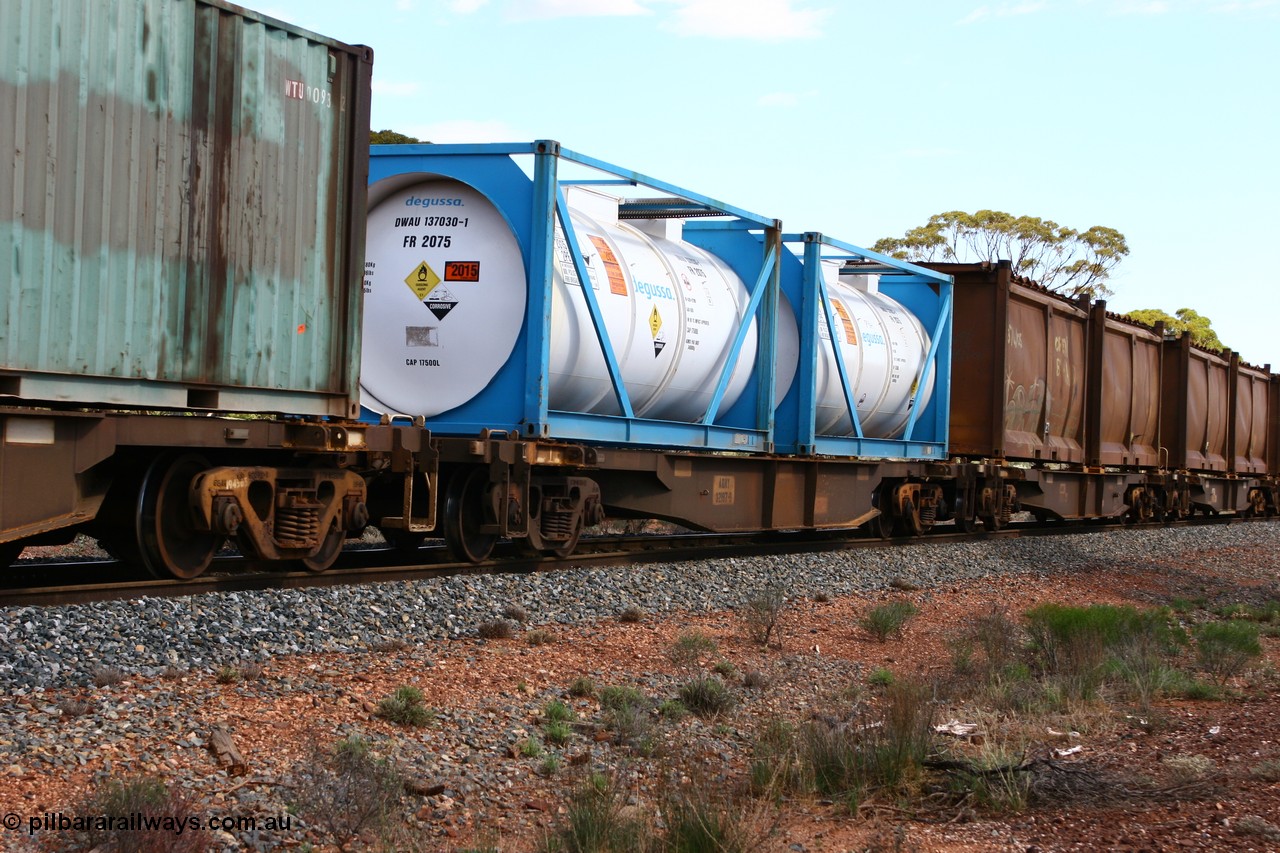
935, 261, 1088, 464
1089, 307, 1163, 468
0, 0, 372, 417
1232, 360, 1270, 475
1160, 335, 1230, 473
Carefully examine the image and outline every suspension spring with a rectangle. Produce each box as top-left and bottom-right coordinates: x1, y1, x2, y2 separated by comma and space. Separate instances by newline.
276, 505, 321, 545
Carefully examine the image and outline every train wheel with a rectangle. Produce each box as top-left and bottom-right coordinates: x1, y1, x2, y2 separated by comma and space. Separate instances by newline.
870, 487, 895, 539
136, 454, 222, 580
547, 517, 583, 558
899, 497, 924, 537
298, 523, 345, 573
444, 469, 497, 563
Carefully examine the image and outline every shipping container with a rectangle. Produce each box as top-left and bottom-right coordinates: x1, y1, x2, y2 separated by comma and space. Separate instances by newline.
360, 141, 951, 458
1160, 334, 1232, 473
933, 261, 1089, 464
1230, 356, 1271, 476
1086, 305, 1164, 468
0, 0, 373, 417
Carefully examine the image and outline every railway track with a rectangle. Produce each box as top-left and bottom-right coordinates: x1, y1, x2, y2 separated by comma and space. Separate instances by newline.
1, 514, 1262, 608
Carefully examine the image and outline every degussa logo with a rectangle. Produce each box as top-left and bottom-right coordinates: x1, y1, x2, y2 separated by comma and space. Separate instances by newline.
404, 196, 465, 207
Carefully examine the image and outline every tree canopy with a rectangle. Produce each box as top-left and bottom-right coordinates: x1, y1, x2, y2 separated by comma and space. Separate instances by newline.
370, 129, 423, 144
872, 210, 1129, 300
1124, 307, 1224, 352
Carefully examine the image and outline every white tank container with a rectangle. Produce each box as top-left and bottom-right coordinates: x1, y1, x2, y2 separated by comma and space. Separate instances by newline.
813, 264, 935, 438
360, 176, 529, 419
360, 178, 775, 422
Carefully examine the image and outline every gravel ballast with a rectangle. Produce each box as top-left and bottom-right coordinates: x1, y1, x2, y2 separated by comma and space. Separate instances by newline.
2, 523, 1276, 691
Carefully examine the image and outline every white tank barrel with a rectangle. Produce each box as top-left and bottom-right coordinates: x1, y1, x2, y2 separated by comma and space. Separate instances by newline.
360, 178, 770, 422
813, 264, 934, 439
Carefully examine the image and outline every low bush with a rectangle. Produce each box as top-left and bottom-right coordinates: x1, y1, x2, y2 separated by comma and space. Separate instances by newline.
526, 628, 554, 647
741, 585, 788, 647
72, 774, 208, 853
668, 630, 717, 670
541, 774, 650, 853
1195, 619, 1262, 685
477, 619, 517, 640
618, 605, 645, 624
859, 600, 919, 642
678, 676, 737, 717
376, 685, 434, 727
293, 736, 405, 850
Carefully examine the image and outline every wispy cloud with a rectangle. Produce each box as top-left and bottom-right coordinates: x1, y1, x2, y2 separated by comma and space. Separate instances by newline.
957, 1, 1048, 25
409, 119, 520, 144
662, 0, 832, 40
505, 0, 650, 20
449, 0, 489, 12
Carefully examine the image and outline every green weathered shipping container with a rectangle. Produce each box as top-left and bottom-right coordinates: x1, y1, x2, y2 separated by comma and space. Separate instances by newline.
0, 0, 372, 417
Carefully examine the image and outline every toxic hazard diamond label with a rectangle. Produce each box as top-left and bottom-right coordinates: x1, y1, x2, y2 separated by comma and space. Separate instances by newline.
649, 305, 666, 357
425, 286, 458, 321
405, 262, 441, 300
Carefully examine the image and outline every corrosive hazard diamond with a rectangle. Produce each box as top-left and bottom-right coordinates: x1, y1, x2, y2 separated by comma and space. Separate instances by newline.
405, 262, 441, 300
649, 305, 662, 338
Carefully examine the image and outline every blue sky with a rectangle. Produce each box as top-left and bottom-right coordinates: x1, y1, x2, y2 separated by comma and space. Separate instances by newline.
261, 0, 1279, 367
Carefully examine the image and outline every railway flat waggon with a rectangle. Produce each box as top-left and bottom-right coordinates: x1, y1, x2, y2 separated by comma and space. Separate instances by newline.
357, 142, 960, 560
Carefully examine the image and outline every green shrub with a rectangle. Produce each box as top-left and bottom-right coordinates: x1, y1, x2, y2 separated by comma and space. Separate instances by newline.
1195, 619, 1262, 685
1024, 603, 1184, 701
859, 600, 919, 642
520, 737, 544, 758
545, 720, 573, 746
713, 659, 738, 678
678, 677, 737, 717
661, 783, 770, 852
797, 680, 933, 803
658, 699, 689, 720
544, 699, 573, 722
598, 685, 652, 746
376, 685, 435, 727
668, 630, 717, 670
569, 676, 597, 698
868, 667, 895, 687
541, 774, 650, 853
599, 685, 646, 712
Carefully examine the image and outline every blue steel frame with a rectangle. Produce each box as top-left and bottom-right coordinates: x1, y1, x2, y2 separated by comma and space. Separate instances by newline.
364, 143, 952, 459
366, 141, 783, 451
782, 233, 952, 459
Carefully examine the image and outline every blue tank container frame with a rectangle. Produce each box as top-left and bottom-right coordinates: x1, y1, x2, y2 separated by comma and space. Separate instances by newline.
366, 141, 952, 459
678, 230, 952, 459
